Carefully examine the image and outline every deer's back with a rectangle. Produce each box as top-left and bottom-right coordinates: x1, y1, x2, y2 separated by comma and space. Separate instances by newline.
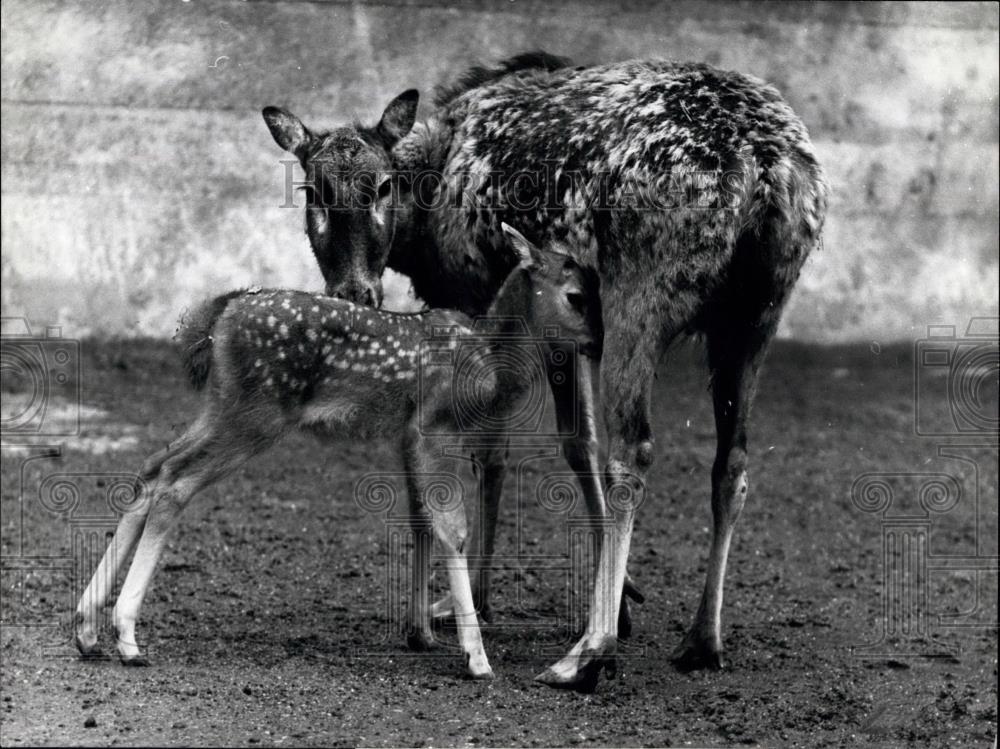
427, 59, 827, 305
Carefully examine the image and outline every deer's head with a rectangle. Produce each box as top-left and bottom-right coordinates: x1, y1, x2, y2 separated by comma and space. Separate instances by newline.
262, 91, 419, 307
497, 223, 603, 360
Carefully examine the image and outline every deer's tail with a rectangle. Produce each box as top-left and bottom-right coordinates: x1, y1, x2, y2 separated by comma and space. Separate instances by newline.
174, 290, 245, 390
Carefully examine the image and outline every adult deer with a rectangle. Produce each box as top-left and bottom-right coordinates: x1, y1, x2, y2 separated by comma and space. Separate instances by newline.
263, 53, 829, 691
73, 224, 602, 680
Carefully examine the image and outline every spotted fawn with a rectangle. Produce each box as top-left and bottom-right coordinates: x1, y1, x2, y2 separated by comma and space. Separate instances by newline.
75, 224, 601, 680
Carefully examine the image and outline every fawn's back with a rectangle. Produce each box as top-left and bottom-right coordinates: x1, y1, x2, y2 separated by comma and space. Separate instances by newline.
208, 290, 470, 439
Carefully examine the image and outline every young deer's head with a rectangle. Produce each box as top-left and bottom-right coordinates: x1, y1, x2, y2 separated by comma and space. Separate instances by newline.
496, 223, 603, 360
262, 91, 420, 307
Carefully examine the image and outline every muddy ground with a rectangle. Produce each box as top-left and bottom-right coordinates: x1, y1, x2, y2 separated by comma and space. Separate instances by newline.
1, 338, 996, 747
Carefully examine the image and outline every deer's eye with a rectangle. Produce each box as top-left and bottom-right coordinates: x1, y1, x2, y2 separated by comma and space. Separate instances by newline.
318, 178, 336, 207
376, 177, 392, 202
566, 292, 587, 311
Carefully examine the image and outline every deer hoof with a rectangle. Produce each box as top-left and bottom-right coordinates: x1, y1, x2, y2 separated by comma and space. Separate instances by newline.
119, 654, 150, 667
535, 636, 617, 693
671, 631, 725, 671
75, 633, 103, 660
405, 629, 436, 652
464, 651, 494, 680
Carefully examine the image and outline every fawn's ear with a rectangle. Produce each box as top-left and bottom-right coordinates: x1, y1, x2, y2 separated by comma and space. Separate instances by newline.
501, 222, 544, 268
262, 107, 312, 156
377, 89, 419, 147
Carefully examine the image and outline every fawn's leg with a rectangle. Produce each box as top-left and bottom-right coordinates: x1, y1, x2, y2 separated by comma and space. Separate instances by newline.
112, 416, 270, 664
75, 441, 190, 656
75, 512, 146, 656
404, 428, 491, 678
538, 302, 672, 691
470, 438, 508, 622
431, 436, 509, 624
434, 497, 493, 679
403, 428, 435, 651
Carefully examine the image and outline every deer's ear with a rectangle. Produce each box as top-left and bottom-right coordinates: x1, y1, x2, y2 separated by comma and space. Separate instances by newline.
501, 222, 543, 268
377, 89, 419, 147
263, 107, 311, 156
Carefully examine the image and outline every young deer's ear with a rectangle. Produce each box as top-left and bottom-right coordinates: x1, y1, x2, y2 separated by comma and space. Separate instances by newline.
262, 107, 312, 157
377, 89, 419, 147
501, 222, 543, 268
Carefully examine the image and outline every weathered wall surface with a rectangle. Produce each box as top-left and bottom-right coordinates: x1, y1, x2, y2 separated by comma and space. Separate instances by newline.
2, 0, 997, 342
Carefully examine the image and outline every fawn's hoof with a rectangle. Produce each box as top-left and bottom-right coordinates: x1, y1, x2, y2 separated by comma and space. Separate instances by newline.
535, 636, 617, 693
405, 629, 436, 652
671, 630, 725, 671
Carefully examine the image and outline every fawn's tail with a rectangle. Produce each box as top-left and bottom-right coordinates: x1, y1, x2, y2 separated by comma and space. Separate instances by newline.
174, 290, 245, 390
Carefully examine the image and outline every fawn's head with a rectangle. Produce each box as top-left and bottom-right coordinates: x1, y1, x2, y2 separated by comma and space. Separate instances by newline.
497, 223, 603, 360
262, 91, 420, 307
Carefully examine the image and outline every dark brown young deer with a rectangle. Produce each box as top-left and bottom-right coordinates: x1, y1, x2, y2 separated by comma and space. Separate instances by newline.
263, 53, 828, 690
73, 224, 601, 680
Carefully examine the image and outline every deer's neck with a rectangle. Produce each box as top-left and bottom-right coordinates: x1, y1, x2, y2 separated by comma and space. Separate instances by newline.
387, 120, 512, 315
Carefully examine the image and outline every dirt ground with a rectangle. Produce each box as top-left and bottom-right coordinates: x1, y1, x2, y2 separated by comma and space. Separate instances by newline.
1, 338, 997, 747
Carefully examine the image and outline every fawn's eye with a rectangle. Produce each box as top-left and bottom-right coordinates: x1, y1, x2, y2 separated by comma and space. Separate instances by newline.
566, 292, 586, 311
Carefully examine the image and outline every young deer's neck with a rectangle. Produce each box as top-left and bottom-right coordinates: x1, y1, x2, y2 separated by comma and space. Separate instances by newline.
484, 267, 532, 333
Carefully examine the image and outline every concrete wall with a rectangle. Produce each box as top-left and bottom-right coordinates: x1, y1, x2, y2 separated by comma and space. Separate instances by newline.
2, 0, 997, 342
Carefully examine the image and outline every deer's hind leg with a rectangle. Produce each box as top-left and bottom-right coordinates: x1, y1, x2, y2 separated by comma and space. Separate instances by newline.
112, 411, 277, 664
673, 220, 813, 670
75, 434, 198, 657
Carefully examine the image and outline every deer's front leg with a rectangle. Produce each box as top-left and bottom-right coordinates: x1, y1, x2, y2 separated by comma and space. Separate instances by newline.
537, 321, 655, 692
544, 350, 642, 637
